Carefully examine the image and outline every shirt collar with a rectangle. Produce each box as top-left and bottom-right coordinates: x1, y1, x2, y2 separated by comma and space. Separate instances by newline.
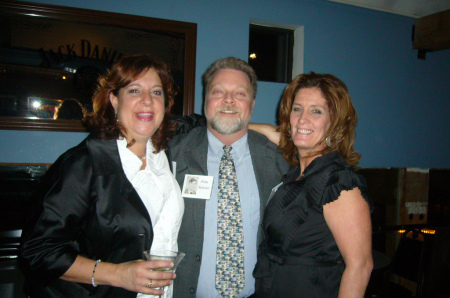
284, 151, 341, 183
206, 128, 248, 162
117, 137, 159, 171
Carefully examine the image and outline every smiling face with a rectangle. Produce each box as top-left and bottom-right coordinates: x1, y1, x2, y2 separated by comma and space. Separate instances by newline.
205, 68, 255, 139
290, 87, 331, 157
109, 68, 165, 145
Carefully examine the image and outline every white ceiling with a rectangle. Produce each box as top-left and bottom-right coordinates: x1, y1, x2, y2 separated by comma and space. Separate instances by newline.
327, 0, 450, 18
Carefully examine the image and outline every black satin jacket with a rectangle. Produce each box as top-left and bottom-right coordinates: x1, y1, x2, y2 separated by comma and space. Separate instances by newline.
20, 135, 153, 297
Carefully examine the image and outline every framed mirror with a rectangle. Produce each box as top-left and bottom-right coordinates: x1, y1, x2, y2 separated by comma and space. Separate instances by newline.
0, 0, 197, 132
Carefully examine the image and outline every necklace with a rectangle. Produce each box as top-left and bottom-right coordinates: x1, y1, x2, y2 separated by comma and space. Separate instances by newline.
137, 148, 147, 161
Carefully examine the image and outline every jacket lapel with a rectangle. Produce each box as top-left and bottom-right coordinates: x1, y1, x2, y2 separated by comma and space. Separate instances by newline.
248, 132, 272, 210
86, 137, 152, 226
248, 131, 275, 245
185, 127, 208, 176
184, 128, 208, 241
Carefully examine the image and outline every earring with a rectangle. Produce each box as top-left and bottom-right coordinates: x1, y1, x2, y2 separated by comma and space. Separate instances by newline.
115, 112, 119, 122
325, 136, 332, 147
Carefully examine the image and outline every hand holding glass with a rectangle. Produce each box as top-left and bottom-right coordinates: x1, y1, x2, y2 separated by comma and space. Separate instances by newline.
143, 250, 185, 272
143, 250, 185, 297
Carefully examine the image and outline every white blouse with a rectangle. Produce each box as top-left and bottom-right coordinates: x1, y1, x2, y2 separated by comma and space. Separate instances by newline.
117, 138, 184, 298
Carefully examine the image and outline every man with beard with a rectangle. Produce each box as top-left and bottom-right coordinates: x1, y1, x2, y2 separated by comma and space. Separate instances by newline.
168, 57, 290, 297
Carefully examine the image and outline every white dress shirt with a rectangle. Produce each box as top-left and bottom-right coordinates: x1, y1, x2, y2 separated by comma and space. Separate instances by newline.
117, 138, 184, 298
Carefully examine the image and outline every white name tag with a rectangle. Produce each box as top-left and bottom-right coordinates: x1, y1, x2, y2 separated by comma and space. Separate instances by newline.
182, 174, 214, 199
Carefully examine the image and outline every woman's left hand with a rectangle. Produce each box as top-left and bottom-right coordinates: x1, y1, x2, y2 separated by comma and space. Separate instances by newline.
61, 256, 176, 294
111, 259, 176, 294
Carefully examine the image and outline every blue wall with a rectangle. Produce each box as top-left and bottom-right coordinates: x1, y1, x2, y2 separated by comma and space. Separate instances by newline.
2, 0, 449, 168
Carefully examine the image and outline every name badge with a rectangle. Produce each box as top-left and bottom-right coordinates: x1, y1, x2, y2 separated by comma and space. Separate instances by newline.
182, 174, 214, 199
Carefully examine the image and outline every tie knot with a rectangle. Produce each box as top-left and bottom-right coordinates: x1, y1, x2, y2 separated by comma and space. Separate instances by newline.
223, 145, 232, 154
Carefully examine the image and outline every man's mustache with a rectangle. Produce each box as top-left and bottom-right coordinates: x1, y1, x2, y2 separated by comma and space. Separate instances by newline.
216, 106, 240, 113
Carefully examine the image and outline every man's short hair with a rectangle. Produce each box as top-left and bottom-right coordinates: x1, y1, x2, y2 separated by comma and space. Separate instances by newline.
203, 57, 258, 100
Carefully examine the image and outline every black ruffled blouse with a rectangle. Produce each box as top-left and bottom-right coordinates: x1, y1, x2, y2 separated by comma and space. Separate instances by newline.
253, 152, 373, 297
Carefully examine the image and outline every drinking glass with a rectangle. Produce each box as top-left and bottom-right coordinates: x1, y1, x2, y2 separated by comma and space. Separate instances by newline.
143, 250, 185, 297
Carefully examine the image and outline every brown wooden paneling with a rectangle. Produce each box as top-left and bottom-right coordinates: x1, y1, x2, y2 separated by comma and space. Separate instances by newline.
413, 9, 450, 51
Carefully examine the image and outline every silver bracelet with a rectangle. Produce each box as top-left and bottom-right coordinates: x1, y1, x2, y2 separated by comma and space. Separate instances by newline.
91, 259, 101, 287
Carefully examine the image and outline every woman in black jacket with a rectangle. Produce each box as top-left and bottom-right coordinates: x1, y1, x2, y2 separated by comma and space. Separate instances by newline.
20, 55, 183, 297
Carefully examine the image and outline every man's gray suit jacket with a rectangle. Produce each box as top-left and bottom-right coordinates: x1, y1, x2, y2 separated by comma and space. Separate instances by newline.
167, 126, 291, 297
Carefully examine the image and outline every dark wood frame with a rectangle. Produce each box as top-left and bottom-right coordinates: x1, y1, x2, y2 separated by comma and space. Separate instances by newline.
0, 0, 197, 132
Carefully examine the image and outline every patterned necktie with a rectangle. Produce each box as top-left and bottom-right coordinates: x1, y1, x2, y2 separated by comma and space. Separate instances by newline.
216, 145, 245, 297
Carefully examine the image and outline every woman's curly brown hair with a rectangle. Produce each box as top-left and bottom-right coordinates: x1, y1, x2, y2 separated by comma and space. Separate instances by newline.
279, 72, 361, 166
84, 54, 177, 153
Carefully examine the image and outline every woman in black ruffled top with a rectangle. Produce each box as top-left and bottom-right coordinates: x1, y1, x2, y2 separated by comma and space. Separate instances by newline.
252, 72, 373, 297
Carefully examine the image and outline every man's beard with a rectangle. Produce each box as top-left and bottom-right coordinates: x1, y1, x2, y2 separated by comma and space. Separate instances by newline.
206, 106, 251, 135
